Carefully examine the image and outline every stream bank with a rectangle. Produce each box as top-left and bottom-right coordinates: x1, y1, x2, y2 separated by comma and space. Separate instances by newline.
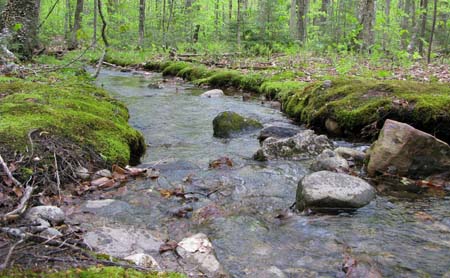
144, 60, 450, 143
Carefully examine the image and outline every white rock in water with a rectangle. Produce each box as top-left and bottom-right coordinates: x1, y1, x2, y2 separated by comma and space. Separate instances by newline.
176, 233, 226, 276
124, 253, 160, 269
296, 171, 376, 211
200, 89, 224, 98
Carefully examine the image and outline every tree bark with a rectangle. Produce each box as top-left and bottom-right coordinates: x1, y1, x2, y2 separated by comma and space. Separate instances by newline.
427, 0, 437, 63
93, 0, 97, 47
69, 0, 84, 50
138, 0, 145, 47
0, 0, 40, 59
297, 0, 308, 43
289, 0, 297, 39
356, 0, 376, 51
408, 0, 428, 55
237, 0, 242, 48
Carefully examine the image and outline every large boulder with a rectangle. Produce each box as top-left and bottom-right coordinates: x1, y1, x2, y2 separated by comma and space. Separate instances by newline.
254, 130, 332, 161
296, 171, 376, 211
201, 89, 224, 98
213, 111, 262, 138
367, 119, 450, 179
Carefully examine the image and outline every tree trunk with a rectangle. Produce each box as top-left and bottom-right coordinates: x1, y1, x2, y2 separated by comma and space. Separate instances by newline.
383, 0, 391, 50
400, 0, 413, 49
297, 0, 308, 43
237, 0, 242, 49
318, 0, 329, 25
93, 0, 97, 47
69, 0, 84, 50
427, 0, 437, 63
138, 0, 145, 47
0, 0, 40, 59
289, 0, 297, 39
408, 0, 428, 55
356, 0, 376, 51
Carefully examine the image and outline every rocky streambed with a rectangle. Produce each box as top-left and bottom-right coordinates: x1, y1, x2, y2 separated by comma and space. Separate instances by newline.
64, 69, 450, 277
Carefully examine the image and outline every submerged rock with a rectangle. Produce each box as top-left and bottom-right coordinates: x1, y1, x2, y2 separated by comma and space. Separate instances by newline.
213, 111, 262, 138
367, 119, 450, 179
258, 125, 301, 143
201, 89, 224, 98
296, 171, 376, 211
176, 233, 228, 277
254, 130, 332, 161
310, 149, 349, 172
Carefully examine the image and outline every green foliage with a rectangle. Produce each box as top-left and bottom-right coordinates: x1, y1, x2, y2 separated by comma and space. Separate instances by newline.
0, 266, 185, 278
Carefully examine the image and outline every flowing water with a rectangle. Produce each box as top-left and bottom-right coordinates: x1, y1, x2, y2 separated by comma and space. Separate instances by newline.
76, 69, 450, 277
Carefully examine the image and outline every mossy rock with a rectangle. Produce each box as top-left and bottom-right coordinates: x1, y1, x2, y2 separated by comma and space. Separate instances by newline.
0, 76, 146, 166
0, 266, 185, 278
282, 78, 450, 143
212, 111, 263, 138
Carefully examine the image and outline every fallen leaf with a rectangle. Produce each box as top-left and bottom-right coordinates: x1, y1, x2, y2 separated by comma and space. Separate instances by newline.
12, 186, 23, 197
91, 177, 113, 188
209, 157, 233, 169
415, 211, 434, 222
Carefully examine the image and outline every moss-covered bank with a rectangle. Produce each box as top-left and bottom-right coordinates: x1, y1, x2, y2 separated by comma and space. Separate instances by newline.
0, 72, 146, 166
0, 266, 185, 278
144, 60, 450, 143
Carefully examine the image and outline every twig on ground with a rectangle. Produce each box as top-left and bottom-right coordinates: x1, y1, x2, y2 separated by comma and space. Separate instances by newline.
0, 154, 21, 187
53, 152, 61, 198
1, 184, 35, 222
0, 238, 24, 270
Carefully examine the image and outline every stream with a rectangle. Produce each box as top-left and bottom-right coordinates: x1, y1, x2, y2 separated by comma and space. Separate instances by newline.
70, 69, 450, 277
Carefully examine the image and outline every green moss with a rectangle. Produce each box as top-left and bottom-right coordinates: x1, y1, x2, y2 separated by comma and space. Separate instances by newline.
260, 81, 307, 100
161, 62, 190, 76
0, 266, 185, 278
282, 78, 450, 142
212, 111, 263, 138
0, 76, 146, 165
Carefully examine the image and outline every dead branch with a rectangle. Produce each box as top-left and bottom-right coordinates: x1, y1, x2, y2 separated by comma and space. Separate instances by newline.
0, 154, 21, 187
2, 185, 35, 222
92, 49, 106, 79
0, 238, 24, 270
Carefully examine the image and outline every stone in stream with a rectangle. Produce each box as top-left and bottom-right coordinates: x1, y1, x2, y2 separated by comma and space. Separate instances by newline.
258, 125, 301, 143
296, 171, 376, 211
254, 130, 332, 161
124, 253, 160, 269
176, 233, 228, 277
334, 147, 367, 163
310, 149, 349, 172
213, 111, 263, 138
201, 89, 224, 98
367, 119, 450, 179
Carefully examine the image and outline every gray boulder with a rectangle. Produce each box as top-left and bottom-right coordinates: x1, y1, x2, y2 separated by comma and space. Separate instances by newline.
201, 89, 224, 98
213, 111, 262, 138
310, 149, 349, 172
258, 125, 301, 143
254, 130, 332, 161
25, 206, 65, 225
367, 119, 450, 179
296, 171, 376, 211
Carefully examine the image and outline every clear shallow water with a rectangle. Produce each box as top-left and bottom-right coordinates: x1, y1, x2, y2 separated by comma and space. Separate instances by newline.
91, 69, 450, 277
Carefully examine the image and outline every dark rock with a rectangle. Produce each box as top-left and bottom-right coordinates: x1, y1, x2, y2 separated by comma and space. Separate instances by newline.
258, 125, 300, 143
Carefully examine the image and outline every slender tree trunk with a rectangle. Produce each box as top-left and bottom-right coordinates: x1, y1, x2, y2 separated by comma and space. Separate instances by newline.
69, 0, 84, 50
214, 0, 219, 38
138, 0, 145, 47
400, 0, 412, 49
356, 0, 376, 51
93, 0, 97, 47
64, 0, 71, 42
319, 0, 329, 24
427, 0, 437, 63
289, 0, 297, 39
383, 0, 391, 50
0, 0, 41, 59
297, 0, 308, 43
408, 0, 428, 54
237, 0, 242, 48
